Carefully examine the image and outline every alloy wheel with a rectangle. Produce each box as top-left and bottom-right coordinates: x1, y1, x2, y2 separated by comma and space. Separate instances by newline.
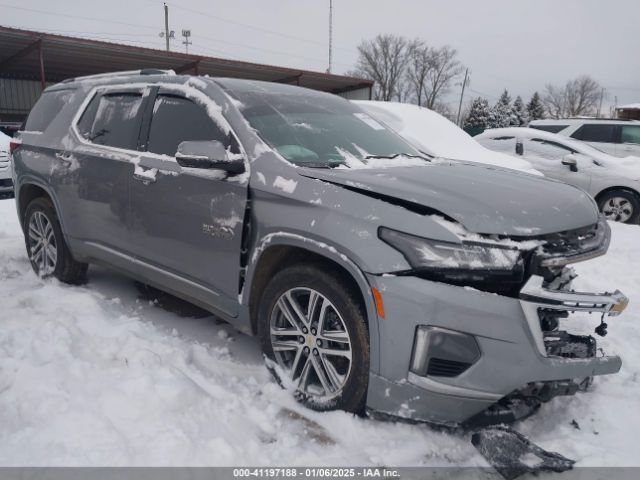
28, 211, 58, 276
602, 196, 633, 223
270, 287, 352, 401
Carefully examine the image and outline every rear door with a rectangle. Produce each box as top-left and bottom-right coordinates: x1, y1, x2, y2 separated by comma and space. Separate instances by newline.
62, 86, 149, 266
570, 124, 619, 156
618, 125, 640, 157
129, 87, 248, 317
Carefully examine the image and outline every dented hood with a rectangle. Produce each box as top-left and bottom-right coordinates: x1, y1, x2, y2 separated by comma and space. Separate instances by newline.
300, 162, 598, 236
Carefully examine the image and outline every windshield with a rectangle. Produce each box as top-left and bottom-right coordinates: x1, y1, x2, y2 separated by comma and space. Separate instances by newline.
218, 80, 423, 168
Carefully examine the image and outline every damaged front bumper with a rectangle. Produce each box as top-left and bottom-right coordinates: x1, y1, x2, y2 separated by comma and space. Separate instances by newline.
365, 272, 629, 427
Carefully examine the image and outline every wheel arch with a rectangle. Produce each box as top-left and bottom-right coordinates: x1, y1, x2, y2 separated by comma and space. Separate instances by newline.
245, 234, 380, 373
594, 186, 640, 204
17, 181, 60, 229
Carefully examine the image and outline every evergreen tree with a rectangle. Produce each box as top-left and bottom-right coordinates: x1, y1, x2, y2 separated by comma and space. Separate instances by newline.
512, 95, 529, 126
464, 97, 490, 129
527, 91, 545, 120
488, 89, 513, 128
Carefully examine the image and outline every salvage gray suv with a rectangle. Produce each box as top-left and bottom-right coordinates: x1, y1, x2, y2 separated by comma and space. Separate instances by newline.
12, 70, 629, 426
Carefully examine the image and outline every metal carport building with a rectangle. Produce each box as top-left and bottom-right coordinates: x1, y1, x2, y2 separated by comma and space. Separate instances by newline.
0, 26, 373, 131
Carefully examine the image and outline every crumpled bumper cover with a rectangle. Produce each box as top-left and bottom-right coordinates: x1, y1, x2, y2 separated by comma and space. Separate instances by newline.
365, 273, 628, 426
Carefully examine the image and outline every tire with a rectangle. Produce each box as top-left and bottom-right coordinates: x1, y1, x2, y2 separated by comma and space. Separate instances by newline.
23, 197, 88, 284
597, 190, 640, 224
258, 264, 369, 414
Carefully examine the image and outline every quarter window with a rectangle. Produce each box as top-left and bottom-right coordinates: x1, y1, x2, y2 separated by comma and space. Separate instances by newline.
571, 124, 617, 143
77, 92, 144, 150
529, 125, 569, 134
146, 94, 231, 156
25, 89, 74, 132
621, 126, 640, 145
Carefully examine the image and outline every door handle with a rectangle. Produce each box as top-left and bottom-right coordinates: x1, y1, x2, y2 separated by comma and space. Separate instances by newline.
133, 168, 157, 184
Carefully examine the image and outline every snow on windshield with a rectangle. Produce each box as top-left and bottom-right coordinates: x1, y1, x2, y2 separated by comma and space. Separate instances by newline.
355, 101, 540, 175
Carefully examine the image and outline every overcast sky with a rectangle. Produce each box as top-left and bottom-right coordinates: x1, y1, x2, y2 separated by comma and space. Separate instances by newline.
3, 0, 639, 111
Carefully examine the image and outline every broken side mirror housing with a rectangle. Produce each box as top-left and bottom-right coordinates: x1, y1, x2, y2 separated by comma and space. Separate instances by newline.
175, 140, 245, 174
562, 154, 578, 172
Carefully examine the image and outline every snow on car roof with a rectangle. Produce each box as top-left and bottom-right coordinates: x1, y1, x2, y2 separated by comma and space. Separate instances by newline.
354, 101, 540, 175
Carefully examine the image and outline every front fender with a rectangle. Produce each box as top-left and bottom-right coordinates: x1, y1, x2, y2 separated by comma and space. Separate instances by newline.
243, 231, 382, 375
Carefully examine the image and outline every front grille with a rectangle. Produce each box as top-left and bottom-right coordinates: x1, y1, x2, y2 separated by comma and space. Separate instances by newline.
426, 358, 472, 377
0, 179, 13, 187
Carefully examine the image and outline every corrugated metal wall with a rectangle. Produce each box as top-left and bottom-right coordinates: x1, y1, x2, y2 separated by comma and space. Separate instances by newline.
0, 78, 45, 117
337, 87, 371, 101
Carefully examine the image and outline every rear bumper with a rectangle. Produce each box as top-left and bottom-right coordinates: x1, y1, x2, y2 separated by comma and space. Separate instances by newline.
365, 273, 627, 426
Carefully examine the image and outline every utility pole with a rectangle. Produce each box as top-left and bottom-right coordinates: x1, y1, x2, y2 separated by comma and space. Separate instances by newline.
182, 30, 192, 54
327, 0, 333, 73
597, 87, 605, 118
456, 68, 469, 126
164, 3, 170, 52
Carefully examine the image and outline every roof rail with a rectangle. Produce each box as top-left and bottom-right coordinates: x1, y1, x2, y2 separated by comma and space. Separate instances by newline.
62, 69, 175, 83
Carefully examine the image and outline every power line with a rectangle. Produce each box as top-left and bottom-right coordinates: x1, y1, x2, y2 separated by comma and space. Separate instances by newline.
157, 0, 353, 53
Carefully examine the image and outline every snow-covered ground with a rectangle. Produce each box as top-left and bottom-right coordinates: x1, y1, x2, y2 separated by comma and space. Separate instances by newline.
0, 196, 639, 466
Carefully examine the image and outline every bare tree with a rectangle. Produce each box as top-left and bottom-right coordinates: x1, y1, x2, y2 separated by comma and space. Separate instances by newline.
565, 75, 602, 116
423, 46, 464, 109
543, 75, 602, 118
406, 40, 432, 105
354, 34, 411, 101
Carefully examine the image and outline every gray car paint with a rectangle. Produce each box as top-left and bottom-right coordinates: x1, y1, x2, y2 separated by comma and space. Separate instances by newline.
12, 73, 623, 425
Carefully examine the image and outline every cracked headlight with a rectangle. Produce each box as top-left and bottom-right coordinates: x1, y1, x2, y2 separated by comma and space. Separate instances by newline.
379, 227, 524, 282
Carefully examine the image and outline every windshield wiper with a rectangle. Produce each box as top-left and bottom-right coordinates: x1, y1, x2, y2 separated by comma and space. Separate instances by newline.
364, 153, 432, 163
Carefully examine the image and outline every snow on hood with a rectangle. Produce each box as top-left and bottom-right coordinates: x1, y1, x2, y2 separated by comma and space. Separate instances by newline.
0, 131, 10, 152
300, 162, 598, 236
354, 101, 541, 176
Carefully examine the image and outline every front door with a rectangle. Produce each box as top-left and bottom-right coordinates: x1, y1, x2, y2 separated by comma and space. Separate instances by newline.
129, 88, 248, 317
618, 125, 640, 158
522, 138, 592, 191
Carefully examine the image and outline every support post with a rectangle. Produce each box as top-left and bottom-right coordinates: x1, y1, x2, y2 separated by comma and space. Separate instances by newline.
38, 40, 46, 90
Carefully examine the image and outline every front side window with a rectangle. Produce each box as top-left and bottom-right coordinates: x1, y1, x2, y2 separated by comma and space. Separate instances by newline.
571, 124, 617, 143
219, 80, 421, 167
25, 89, 74, 132
525, 138, 574, 160
621, 125, 640, 145
77, 92, 144, 149
146, 94, 232, 156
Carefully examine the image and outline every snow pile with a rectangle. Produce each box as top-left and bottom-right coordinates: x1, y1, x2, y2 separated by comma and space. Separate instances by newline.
0, 198, 639, 466
355, 101, 540, 175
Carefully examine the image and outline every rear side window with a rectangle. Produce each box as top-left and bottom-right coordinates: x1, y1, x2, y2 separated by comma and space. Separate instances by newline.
77, 92, 144, 150
621, 126, 640, 145
529, 125, 569, 134
25, 89, 74, 132
478, 136, 517, 154
146, 94, 231, 156
571, 124, 617, 143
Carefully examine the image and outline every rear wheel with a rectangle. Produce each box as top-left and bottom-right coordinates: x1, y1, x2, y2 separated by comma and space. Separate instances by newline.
258, 264, 369, 413
23, 197, 88, 284
598, 190, 640, 224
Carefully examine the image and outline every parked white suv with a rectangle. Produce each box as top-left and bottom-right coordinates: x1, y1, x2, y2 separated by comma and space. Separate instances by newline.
477, 127, 640, 224
529, 119, 640, 158
0, 130, 14, 196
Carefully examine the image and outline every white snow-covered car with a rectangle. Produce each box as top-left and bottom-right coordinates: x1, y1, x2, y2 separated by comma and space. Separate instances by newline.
477, 127, 640, 224
0, 130, 14, 196
529, 118, 640, 158
354, 101, 540, 175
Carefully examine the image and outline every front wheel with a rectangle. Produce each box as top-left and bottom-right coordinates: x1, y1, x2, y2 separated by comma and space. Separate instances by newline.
23, 197, 88, 284
258, 264, 369, 413
598, 190, 640, 224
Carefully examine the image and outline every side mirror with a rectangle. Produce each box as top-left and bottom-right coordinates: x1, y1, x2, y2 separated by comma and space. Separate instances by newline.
175, 140, 244, 174
515, 141, 524, 156
561, 155, 578, 172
